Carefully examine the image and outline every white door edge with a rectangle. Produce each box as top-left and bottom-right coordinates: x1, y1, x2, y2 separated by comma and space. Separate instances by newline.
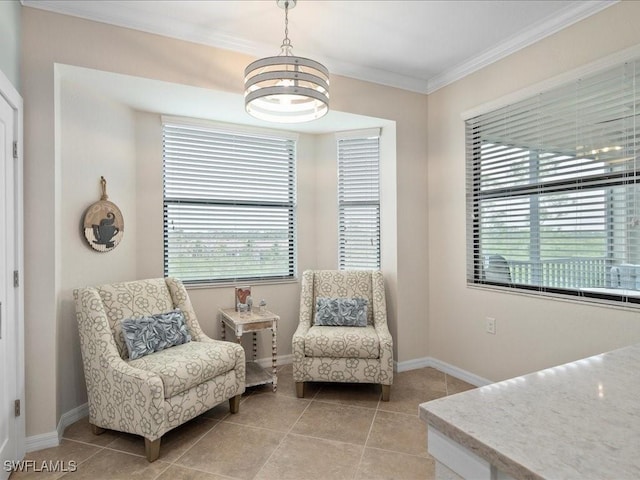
0, 68, 25, 471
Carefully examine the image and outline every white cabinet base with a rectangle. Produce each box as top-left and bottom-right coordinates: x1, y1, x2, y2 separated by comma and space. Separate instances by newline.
428, 427, 515, 480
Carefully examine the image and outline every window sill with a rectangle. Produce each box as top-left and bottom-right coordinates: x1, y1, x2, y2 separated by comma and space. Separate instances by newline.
184, 277, 299, 290
467, 282, 640, 312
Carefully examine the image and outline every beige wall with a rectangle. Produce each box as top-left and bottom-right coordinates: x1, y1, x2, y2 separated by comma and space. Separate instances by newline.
0, 0, 21, 90
56, 86, 325, 415
427, 1, 640, 382
22, 0, 640, 442
58, 81, 139, 416
314, 133, 339, 268
330, 79, 428, 364
54, 79, 397, 417
22, 7, 428, 437
55, 82, 399, 418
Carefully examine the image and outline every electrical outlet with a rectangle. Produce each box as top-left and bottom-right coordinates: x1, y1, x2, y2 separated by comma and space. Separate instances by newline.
486, 317, 496, 335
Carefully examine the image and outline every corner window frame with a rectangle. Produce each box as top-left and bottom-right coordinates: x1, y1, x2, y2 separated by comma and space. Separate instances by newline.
337, 128, 382, 270
162, 117, 298, 285
466, 58, 640, 307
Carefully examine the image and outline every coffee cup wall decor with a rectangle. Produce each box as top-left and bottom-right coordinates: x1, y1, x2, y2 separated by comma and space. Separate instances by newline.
82, 176, 124, 252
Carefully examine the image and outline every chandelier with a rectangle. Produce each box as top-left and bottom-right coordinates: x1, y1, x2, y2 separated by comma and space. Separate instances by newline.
244, 0, 330, 123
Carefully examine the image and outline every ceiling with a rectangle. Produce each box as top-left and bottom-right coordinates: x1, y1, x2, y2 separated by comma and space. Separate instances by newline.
23, 0, 616, 94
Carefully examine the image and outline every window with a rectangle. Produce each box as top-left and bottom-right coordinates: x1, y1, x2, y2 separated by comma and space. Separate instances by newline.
466, 58, 640, 305
163, 118, 297, 284
337, 129, 381, 270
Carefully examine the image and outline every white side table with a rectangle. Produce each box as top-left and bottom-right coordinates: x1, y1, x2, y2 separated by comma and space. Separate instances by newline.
219, 307, 278, 391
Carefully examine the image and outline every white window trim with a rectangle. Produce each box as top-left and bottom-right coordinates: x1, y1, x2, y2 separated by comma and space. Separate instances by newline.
162, 115, 299, 142
337, 128, 382, 270
461, 43, 640, 120
466, 50, 640, 307
335, 128, 381, 141
162, 118, 297, 284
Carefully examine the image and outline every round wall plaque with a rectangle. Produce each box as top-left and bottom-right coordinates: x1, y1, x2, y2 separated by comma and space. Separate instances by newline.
82, 176, 124, 252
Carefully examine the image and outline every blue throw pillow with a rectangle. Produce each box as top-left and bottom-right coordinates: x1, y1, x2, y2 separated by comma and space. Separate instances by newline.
121, 309, 191, 360
315, 297, 368, 327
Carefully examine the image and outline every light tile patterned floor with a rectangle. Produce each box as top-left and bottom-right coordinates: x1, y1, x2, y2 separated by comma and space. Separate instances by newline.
10, 365, 475, 480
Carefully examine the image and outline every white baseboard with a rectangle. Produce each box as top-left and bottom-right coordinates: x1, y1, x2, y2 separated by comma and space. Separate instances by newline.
28, 353, 485, 453
57, 403, 89, 438
25, 430, 60, 453
395, 356, 434, 373
26, 355, 291, 453
395, 356, 492, 387
26, 403, 89, 453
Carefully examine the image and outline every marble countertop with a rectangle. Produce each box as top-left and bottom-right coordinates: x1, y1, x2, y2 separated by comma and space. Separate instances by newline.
420, 343, 640, 480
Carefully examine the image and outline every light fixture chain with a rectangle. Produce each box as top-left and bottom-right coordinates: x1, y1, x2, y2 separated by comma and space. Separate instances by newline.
282, 1, 292, 51
284, 1, 289, 42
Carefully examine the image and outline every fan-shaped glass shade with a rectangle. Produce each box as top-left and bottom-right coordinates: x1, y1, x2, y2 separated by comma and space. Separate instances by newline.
244, 55, 329, 123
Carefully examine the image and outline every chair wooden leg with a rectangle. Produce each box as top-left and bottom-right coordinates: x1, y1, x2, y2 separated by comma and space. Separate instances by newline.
229, 394, 241, 414
90, 424, 106, 435
296, 382, 305, 398
381, 384, 391, 402
144, 437, 161, 462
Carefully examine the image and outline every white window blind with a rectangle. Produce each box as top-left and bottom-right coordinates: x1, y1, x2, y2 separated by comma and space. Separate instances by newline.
338, 129, 381, 270
466, 58, 640, 305
163, 120, 297, 284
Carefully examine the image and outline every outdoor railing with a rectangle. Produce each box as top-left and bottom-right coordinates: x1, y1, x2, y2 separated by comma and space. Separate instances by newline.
508, 257, 609, 289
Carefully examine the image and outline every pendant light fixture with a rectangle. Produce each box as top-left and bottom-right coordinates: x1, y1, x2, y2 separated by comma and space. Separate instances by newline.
244, 0, 330, 123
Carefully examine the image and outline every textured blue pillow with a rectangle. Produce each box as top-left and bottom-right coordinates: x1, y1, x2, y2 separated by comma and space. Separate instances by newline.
315, 297, 368, 327
121, 309, 191, 360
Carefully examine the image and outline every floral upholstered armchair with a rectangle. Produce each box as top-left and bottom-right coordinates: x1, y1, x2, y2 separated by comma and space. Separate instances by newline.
73, 277, 245, 462
292, 270, 393, 401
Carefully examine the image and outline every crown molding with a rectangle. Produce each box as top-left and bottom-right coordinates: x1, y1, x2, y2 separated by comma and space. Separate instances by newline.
21, 0, 269, 55
23, 0, 616, 96
320, 57, 428, 94
426, 0, 617, 94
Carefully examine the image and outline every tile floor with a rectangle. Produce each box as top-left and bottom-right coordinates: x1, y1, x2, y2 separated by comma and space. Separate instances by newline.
9, 365, 475, 480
